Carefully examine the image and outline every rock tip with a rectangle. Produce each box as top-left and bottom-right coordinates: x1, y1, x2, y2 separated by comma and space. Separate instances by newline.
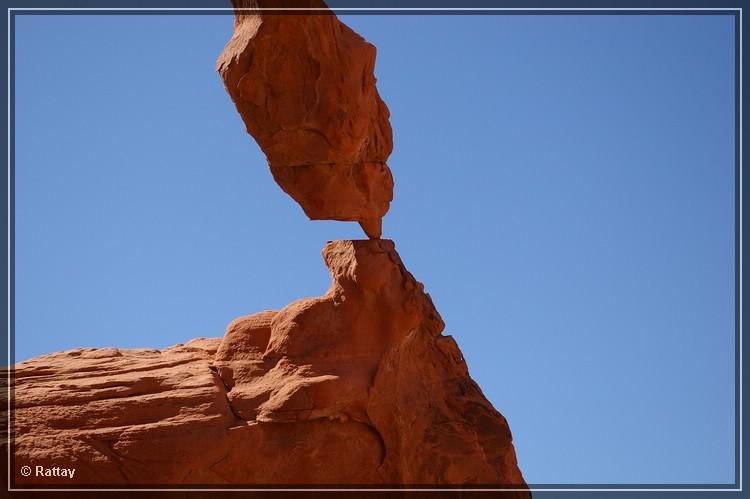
358, 218, 382, 239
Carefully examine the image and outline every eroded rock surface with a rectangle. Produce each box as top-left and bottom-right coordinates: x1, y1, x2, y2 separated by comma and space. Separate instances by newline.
8, 240, 528, 490
4, 0, 531, 491
217, 0, 394, 238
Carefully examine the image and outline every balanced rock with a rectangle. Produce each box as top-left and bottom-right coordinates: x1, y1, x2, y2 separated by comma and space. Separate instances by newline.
7, 240, 528, 490
216, 0, 394, 239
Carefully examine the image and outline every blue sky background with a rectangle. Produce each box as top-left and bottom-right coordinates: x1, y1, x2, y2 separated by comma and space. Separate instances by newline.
14, 13, 735, 485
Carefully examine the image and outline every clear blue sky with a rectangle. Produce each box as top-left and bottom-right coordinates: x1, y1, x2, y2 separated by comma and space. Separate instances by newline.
14, 12, 735, 485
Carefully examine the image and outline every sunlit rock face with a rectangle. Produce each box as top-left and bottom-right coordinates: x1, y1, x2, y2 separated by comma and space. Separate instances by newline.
216, 0, 394, 238
7, 240, 528, 490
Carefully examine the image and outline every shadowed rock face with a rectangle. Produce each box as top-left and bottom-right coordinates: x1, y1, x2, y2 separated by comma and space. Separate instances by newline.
8, 240, 528, 490
216, 0, 394, 238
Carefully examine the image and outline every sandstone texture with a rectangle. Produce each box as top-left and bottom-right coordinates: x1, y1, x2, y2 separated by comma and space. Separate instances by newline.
217, 0, 394, 238
7, 240, 527, 490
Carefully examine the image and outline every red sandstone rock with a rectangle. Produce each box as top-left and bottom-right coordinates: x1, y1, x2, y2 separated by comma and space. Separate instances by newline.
216, 0, 394, 238
2, 2, 531, 492
6, 240, 528, 491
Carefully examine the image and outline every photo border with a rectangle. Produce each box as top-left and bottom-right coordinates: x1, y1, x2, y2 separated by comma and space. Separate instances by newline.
3, 3, 743, 493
